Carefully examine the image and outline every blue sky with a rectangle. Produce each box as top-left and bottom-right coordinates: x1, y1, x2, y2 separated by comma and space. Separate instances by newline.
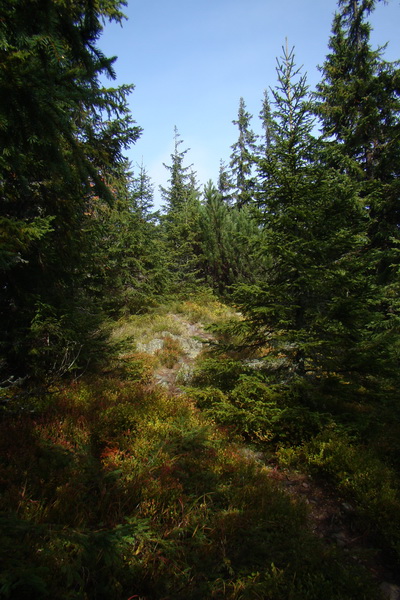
99, 0, 400, 207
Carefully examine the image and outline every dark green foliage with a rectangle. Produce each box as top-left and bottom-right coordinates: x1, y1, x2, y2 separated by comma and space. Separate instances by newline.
316, 0, 400, 180
233, 45, 370, 382
258, 89, 275, 157
279, 430, 400, 561
316, 0, 400, 380
230, 97, 258, 208
190, 354, 331, 446
191, 334, 400, 567
217, 159, 235, 205
191, 356, 250, 392
198, 181, 265, 294
0, 0, 141, 379
160, 128, 203, 290
1, 0, 399, 595
89, 162, 168, 316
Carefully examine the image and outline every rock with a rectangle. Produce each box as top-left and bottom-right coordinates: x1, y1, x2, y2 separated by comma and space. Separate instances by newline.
136, 338, 165, 354
136, 330, 206, 360
176, 363, 194, 384
380, 582, 400, 600
238, 447, 264, 462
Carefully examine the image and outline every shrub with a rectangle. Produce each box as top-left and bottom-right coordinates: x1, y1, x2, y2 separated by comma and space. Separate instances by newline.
155, 335, 183, 369
278, 430, 400, 562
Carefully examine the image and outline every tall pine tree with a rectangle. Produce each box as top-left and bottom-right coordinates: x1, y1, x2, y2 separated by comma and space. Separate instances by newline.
229, 98, 258, 208
0, 0, 141, 379
234, 44, 368, 383
317, 0, 400, 382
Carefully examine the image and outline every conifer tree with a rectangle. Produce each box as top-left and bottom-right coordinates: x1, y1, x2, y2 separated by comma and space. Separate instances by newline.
0, 0, 141, 378
317, 0, 400, 380
316, 0, 399, 253
131, 161, 156, 219
234, 45, 368, 381
199, 182, 268, 295
199, 182, 231, 293
160, 128, 202, 288
229, 98, 258, 208
217, 160, 235, 206
90, 162, 166, 315
259, 90, 275, 156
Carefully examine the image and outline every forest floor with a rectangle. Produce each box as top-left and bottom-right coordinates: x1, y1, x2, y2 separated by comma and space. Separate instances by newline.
3, 296, 399, 599
116, 301, 400, 600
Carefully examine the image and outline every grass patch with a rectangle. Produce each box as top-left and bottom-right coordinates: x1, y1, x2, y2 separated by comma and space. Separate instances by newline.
110, 311, 185, 346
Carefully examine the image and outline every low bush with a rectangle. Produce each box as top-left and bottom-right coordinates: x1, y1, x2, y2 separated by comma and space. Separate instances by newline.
278, 430, 400, 563
155, 335, 183, 368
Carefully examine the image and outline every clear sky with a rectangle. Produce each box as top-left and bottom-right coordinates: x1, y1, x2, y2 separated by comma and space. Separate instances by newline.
99, 0, 400, 207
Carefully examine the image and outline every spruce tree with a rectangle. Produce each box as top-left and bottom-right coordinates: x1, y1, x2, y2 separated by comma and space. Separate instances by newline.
89, 162, 167, 315
229, 98, 258, 208
160, 128, 202, 289
259, 90, 275, 156
316, 0, 400, 255
131, 160, 157, 219
199, 181, 269, 296
217, 160, 235, 206
317, 0, 400, 382
234, 45, 368, 382
0, 0, 141, 379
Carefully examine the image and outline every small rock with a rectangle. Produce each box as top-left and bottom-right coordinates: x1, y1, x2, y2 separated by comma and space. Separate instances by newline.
341, 502, 354, 513
380, 582, 400, 600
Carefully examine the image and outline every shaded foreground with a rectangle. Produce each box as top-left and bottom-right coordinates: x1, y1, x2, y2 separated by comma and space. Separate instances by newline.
0, 298, 390, 599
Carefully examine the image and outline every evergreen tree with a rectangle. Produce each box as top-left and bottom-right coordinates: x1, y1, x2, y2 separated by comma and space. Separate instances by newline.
316, 0, 400, 253
259, 90, 275, 156
229, 98, 258, 208
199, 182, 232, 293
199, 181, 267, 295
217, 160, 235, 206
234, 45, 368, 381
160, 128, 202, 288
131, 160, 156, 219
0, 0, 141, 379
161, 127, 193, 214
90, 162, 167, 315
317, 0, 400, 381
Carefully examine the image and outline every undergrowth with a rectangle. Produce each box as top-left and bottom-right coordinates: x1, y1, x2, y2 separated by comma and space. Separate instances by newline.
188, 335, 400, 577
0, 369, 376, 598
0, 292, 390, 598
